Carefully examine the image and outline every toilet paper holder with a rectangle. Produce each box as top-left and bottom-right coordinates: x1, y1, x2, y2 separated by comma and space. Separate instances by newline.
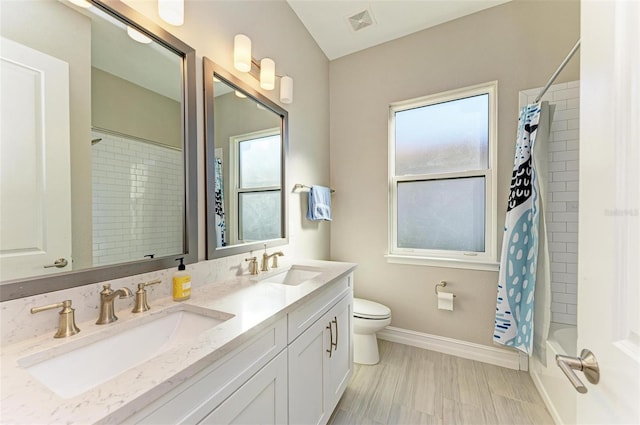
435, 281, 456, 297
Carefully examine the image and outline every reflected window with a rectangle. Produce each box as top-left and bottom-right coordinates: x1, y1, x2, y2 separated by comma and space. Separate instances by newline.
231, 130, 281, 242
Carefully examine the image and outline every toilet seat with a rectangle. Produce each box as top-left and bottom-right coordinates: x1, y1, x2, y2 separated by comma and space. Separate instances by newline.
353, 298, 391, 320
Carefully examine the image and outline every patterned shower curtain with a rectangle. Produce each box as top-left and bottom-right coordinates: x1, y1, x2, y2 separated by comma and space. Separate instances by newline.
214, 157, 227, 247
493, 103, 542, 355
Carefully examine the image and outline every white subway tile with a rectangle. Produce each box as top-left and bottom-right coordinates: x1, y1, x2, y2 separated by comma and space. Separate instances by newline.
555, 292, 577, 304
553, 252, 578, 263
551, 87, 580, 101
553, 171, 579, 182
551, 302, 567, 313
553, 313, 577, 325
554, 108, 579, 121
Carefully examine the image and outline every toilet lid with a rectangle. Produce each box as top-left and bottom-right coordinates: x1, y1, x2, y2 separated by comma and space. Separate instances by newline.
353, 298, 391, 319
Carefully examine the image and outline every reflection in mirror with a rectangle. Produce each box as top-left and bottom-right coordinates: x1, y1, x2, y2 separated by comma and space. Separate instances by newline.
0, 0, 197, 301
203, 58, 288, 259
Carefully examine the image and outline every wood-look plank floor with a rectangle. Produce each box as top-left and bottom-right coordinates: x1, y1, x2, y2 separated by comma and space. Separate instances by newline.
329, 340, 554, 425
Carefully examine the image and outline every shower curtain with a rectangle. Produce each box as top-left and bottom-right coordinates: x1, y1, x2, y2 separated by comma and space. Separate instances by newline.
214, 157, 227, 247
494, 102, 550, 355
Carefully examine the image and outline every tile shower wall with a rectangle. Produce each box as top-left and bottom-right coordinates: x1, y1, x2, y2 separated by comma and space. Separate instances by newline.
520, 81, 579, 325
91, 130, 183, 266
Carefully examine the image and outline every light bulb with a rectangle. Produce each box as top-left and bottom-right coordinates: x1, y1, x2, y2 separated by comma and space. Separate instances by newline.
260, 58, 275, 90
234, 34, 252, 73
68, 0, 92, 7
158, 0, 184, 26
280, 76, 293, 104
127, 26, 152, 44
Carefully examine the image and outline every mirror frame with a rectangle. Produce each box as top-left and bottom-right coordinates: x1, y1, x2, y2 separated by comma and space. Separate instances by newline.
0, 0, 198, 302
203, 57, 288, 259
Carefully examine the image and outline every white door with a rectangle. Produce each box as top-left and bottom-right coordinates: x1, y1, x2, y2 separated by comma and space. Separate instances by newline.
0, 37, 72, 280
576, 1, 640, 424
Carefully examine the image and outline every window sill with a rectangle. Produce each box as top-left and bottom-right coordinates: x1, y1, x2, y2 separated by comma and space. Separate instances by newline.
385, 254, 500, 272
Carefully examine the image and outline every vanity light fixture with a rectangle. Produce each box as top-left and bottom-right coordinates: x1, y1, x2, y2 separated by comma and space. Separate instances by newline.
158, 0, 184, 26
233, 34, 294, 104
127, 26, 152, 44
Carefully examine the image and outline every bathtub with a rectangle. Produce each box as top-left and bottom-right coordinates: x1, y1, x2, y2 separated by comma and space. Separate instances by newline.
530, 323, 577, 425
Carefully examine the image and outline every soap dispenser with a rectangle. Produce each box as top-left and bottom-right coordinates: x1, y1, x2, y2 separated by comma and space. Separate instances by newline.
173, 257, 191, 301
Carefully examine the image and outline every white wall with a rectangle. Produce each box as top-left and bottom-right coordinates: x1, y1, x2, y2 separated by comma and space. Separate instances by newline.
521, 81, 580, 326
329, 0, 580, 347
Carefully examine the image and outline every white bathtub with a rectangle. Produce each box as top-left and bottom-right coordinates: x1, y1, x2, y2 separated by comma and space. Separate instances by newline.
530, 323, 577, 425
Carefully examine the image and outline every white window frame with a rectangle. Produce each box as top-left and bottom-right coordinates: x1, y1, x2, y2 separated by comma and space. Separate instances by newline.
228, 127, 281, 244
387, 81, 499, 271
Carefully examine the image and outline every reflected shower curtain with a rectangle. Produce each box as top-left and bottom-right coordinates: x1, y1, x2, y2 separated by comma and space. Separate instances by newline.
493, 103, 544, 355
214, 157, 227, 247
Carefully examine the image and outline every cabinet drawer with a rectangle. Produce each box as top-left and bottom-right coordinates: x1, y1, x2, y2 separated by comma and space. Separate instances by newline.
131, 315, 287, 424
288, 273, 352, 343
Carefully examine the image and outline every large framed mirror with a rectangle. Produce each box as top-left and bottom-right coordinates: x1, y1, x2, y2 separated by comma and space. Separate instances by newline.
0, 0, 197, 301
203, 58, 288, 259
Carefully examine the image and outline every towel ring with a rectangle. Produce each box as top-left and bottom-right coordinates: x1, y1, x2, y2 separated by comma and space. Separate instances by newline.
435, 281, 456, 297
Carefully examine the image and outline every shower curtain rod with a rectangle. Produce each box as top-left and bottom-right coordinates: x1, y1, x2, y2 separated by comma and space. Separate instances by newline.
535, 39, 581, 103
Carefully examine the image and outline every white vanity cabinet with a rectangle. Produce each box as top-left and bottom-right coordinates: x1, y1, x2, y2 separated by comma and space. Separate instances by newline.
129, 316, 288, 424
125, 271, 354, 425
288, 275, 353, 425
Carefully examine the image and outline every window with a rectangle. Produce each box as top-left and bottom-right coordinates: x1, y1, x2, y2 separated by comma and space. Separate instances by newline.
388, 82, 498, 270
229, 128, 282, 243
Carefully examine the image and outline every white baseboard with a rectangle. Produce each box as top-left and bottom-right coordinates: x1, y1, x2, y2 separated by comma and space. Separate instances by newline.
377, 326, 521, 370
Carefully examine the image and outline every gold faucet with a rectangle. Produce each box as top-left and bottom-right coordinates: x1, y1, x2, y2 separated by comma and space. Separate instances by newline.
31, 300, 80, 338
96, 284, 133, 324
132, 279, 162, 313
261, 244, 284, 272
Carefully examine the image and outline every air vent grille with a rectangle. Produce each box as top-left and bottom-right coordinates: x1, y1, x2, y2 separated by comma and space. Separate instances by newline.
347, 8, 375, 32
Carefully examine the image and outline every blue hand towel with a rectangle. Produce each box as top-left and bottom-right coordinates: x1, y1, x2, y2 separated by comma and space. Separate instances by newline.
306, 185, 332, 221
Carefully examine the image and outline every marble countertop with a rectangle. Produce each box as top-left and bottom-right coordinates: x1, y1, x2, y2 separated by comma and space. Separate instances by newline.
0, 259, 356, 424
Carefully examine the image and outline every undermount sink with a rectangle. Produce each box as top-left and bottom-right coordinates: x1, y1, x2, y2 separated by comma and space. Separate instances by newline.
258, 265, 322, 286
19, 306, 233, 399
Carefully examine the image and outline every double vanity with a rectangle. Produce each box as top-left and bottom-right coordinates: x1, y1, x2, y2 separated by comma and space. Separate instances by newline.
0, 1, 350, 423
0, 260, 356, 424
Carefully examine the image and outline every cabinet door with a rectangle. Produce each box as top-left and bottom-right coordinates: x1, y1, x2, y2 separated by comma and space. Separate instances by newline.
200, 350, 288, 425
288, 293, 354, 425
324, 295, 353, 413
288, 316, 329, 425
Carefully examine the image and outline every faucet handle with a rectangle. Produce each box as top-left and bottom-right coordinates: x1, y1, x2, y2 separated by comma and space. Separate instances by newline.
31, 300, 80, 338
271, 252, 284, 268
245, 257, 259, 275
132, 279, 162, 313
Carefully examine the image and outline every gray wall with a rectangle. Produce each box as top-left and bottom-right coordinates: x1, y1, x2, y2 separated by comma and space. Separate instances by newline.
92, 67, 181, 148
329, 0, 580, 347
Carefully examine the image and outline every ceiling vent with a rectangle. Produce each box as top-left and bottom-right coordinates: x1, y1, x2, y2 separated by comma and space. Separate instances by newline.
347, 8, 375, 32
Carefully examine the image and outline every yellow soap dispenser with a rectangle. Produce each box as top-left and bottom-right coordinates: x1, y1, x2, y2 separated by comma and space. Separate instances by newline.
173, 257, 191, 301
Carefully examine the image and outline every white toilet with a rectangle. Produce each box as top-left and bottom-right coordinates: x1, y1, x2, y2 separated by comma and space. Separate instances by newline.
353, 298, 391, 365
